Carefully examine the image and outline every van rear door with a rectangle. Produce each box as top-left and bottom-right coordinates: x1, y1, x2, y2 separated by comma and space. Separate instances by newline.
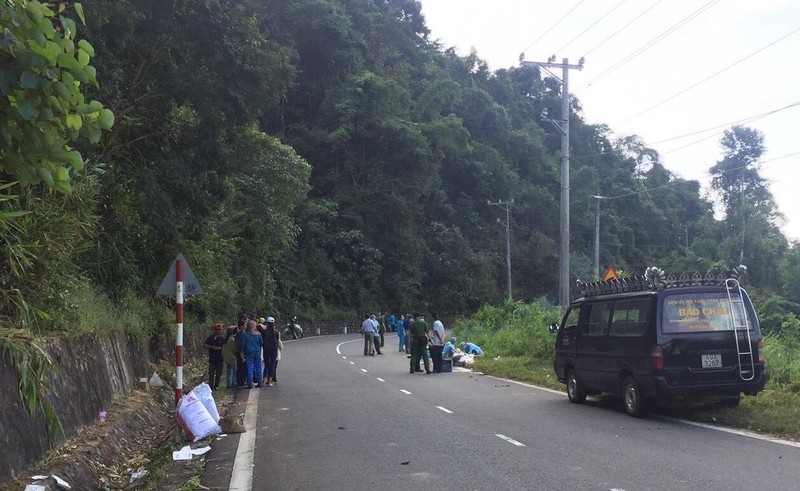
658, 289, 760, 387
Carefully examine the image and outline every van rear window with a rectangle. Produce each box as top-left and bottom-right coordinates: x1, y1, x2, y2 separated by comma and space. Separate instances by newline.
662, 293, 751, 333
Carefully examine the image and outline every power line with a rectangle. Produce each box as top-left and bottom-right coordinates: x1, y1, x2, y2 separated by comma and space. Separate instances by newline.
555, 0, 629, 55
581, 0, 720, 89
649, 102, 800, 145
521, 0, 587, 54
581, 0, 664, 58
630, 25, 800, 120
606, 150, 800, 201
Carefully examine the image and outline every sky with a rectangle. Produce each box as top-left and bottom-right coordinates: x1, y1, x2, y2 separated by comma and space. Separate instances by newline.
419, 0, 800, 240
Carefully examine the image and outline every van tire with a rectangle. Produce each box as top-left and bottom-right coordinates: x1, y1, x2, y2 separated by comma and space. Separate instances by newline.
622, 376, 646, 417
566, 370, 587, 404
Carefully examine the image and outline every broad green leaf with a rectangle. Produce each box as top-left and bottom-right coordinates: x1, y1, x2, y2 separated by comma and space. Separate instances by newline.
77, 49, 89, 66
74, 4, 86, 25
77, 39, 94, 57
20, 71, 40, 89
66, 114, 82, 130
98, 108, 114, 129
56, 167, 69, 181
60, 17, 76, 40
17, 100, 39, 120
37, 167, 54, 186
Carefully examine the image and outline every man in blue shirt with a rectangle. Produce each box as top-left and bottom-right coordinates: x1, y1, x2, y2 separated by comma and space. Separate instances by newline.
360, 313, 376, 356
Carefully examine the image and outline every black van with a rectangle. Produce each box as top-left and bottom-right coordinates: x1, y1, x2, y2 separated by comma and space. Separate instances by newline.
552, 267, 767, 417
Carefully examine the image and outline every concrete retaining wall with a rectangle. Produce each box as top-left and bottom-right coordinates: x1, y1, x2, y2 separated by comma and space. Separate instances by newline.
0, 327, 204, 487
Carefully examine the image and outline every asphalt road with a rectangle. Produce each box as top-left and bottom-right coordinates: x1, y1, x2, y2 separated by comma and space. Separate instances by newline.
241, 333, 800, 490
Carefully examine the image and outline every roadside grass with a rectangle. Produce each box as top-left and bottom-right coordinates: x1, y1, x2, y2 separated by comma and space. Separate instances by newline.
472, 355, 800, 440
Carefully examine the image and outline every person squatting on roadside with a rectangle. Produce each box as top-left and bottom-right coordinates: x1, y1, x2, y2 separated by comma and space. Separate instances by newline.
409, 312, 432, 374
442, 337, 457, 360
222, 325, 238, 388
262, 316, 280, 386
461, 341, 484, 356
204, 322, 225, 390
242, 320, 264, 388
430, 313, 445, 373
361, 313, 376, 356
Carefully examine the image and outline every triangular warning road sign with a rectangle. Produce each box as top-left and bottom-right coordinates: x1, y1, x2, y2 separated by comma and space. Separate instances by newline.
156, 253, 203, 296
602, 266, 618, 281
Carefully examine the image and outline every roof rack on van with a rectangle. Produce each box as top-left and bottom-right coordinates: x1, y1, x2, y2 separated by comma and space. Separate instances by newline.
576, 265, 747, 298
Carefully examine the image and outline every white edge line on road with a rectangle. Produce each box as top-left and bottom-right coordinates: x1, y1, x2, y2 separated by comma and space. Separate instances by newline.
361, 368, 368, 373
349, 361, 355, 365
658, 416, 800, 448
436, 406, 453, 414
482, 372, 800, 448
342, 356, 346, 359
230, 388, 260, 490
336, 338, 361, 355
495, 433, 526, 447
400, 389, 412, 395
377, 378, 386, 382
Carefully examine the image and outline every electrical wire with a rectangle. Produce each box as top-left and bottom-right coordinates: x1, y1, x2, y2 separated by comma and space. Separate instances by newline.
581, 0, 720, 89
521, 0, 587, 54
630, 25, 800, 120
554, 0, 629, 54
581, 0, 664, 58
605, 150, 800, 201
648, 102, 800, 145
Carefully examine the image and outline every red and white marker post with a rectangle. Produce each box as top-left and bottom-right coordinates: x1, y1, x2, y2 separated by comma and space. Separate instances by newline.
175, 258, 184, 407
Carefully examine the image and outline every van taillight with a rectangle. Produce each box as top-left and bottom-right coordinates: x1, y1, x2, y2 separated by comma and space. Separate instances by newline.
757, 340, 765, 366
650, 345, 664, 371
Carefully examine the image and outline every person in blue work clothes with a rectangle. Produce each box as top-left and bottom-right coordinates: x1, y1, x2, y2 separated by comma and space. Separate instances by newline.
460, 341, 484, 356
442, 337, 457, 360
397, 314, 406, 352
242, 320, 264, 388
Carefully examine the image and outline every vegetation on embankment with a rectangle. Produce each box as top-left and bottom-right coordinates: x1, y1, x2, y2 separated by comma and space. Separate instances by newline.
453, 300, 800, 440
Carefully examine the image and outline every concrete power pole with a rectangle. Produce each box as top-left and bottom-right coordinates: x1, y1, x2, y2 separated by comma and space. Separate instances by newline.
592, 195, 605, 281
489, 198, 514, 300
521, 56, 584, 308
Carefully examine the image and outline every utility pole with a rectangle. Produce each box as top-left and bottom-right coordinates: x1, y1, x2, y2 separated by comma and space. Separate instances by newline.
488, 198, 514, 300
592, 195, 605, 281
521, 55, 584, 308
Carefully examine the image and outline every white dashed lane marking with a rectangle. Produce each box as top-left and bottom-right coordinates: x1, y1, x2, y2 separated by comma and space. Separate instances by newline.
377, 378, 386, 382
436, 406, 453, 414
361, 368, 368, 373
495, 434, 526, 447
349, 361, 355, 365
400, 389, 412, 395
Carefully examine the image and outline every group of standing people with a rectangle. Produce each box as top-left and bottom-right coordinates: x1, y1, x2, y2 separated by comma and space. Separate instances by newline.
204, 314, 284, 390
361, 311, 448, 374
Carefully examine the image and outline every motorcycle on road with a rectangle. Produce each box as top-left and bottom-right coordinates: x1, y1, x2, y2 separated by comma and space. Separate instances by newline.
284, 317, 303, 339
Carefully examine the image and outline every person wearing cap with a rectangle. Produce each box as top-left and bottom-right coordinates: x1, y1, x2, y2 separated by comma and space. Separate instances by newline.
222, 325, 238, 388
461, 341, 484, 356
442, 337, 457, 360
261, 316, 280, 386
204, 323, 226, 390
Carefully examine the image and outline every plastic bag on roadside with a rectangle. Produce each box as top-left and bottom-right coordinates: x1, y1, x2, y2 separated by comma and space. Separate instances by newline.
190, 383, 220, 423
176, 392, 222, 442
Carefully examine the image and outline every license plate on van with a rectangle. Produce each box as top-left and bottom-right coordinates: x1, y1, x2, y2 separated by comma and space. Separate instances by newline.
701, 354, 722, 368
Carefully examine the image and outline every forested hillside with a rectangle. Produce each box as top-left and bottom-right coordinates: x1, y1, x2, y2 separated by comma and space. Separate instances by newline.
3, 0, 800, 333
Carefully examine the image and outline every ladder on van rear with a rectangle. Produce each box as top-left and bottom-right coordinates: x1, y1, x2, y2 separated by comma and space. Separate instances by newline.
726, 278, 755, 381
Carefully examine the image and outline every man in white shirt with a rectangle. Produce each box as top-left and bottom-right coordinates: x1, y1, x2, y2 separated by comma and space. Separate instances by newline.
430, 312, 445, 373
361, 313, 376, 356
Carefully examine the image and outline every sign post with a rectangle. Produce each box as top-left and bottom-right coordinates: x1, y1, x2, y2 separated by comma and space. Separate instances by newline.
156, 254, 203, 407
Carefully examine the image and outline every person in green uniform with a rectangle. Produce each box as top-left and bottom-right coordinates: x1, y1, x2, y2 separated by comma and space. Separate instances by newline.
377, 311, 386, 347
409, 312, 431, 374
